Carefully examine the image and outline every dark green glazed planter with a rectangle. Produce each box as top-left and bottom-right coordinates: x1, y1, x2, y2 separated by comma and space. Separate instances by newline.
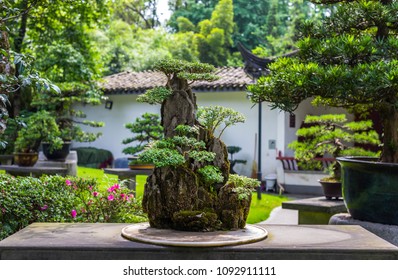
337, 156, 398, 225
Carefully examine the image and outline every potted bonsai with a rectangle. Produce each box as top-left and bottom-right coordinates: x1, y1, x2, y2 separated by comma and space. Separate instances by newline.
289, 114, 380, 199
248, 1, 398, 224
133, 59, 258, 232
226, 146, 247, 174
14, 110, 63, 166
31, 83, 104, 160
122, 113, 163, 170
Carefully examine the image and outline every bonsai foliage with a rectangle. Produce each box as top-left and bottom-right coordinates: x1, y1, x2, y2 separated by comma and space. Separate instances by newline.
122, 113, 163, 157
247, 0, 398, 163
14, 110, 63, 153
139, 124, 223, 182
31, 88, 104, 143
289, 114, 381, 180
227, 146, 247, 174
197, 106, 246, 138
137, 58, 257, 231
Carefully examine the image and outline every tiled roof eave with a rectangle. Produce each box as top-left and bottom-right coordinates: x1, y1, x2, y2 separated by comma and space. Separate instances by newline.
104, 86, 249, 95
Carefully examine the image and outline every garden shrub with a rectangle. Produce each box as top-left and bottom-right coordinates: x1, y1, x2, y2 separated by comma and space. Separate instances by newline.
0, 174, 146, 240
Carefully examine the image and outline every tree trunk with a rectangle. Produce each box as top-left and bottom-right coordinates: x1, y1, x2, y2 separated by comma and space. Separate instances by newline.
381, 109, 398, 163
9, 0, 29, 118
0, 28, 14, 133
161, 75, 197, 137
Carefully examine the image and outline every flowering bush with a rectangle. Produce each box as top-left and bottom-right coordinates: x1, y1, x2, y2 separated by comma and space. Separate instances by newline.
0, 174, 147, 240
70, 180, 146, 223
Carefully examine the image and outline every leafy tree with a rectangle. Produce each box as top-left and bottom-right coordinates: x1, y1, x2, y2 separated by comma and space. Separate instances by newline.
112, 0, 161, 29
167, 0, 217, 31
0, 1, 59, 148
248, 0, 398, 163
289, 114, 380, 179
122, 113, 163, 156
174, 0, 234, 66
3, 0, 110, 143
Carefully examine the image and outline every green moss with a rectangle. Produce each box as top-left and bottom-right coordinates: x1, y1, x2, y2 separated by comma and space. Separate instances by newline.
172, 210, 221, 231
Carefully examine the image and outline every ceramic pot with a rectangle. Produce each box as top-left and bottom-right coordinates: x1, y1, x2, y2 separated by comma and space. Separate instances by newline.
42, 142, 71, 161
14, 152, 39, 167
318, 179, 342, 200
337, 156, 398, 225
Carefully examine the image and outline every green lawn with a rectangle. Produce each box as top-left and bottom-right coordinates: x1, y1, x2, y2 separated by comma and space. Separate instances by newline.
77, 166, 288, 224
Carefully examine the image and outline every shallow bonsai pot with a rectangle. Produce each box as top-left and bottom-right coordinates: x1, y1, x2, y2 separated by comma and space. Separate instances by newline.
128, 163, 155, 170
318, 179, 342, 200
42, 142, 71, 161
14, 152, 39, 167
337, 156, 398, 225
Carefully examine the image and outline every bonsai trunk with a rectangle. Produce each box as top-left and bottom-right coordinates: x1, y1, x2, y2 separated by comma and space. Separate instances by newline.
161, 76, 196, 137
381, 109, 398, 163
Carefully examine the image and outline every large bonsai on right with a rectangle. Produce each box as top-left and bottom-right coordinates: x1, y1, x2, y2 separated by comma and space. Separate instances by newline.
248, 0, 398, 164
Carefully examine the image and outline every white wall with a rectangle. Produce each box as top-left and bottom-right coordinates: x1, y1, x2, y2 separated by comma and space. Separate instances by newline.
73, 90, 280, 177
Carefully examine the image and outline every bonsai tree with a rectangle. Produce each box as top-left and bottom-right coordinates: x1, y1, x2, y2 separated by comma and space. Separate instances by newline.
289, 114, 381, 181
14, 110, 63, 154
226, 146, 247, 174
122, 113, 163, 163
31, 87, 104, 143
136, 59, 258, 231
247, 0, 398, 164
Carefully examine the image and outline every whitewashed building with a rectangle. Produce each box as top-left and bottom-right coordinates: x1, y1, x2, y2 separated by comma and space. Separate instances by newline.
73, 67, 348, 193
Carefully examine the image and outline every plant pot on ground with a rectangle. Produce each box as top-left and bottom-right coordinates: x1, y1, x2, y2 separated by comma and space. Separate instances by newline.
288, 114, 380, 200
14, 111, 63, 167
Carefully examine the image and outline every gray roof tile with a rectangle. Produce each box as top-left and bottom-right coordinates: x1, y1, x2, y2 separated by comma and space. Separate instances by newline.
102, 67, 253, 94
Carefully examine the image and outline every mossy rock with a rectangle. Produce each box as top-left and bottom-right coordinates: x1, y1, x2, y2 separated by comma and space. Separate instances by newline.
172, 210, 221, 232
218, 182, 252, 230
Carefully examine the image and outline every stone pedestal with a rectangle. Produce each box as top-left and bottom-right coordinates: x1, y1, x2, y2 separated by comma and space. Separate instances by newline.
330, 213, 398, 246
0, 223, 397, 260
282, 196, 347, 224
36, 151, 78, 176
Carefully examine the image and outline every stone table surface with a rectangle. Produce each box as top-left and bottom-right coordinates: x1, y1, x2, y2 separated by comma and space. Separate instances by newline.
0, 223, 397, 260
282, 196, 347, 213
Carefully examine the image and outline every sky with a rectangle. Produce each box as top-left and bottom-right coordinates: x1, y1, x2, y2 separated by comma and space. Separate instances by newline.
157, 0, 171, 23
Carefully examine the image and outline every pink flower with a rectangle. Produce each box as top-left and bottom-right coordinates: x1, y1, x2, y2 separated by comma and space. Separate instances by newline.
107, 184, 120, 193
107, 194, 114, 201
40, 205, 48, 211
120, 193, 127, 200
65, 179, 72, 186
81, 208, 87, 213
71, 209, 77, 219
92, 191, 99, 197
88, 186, 93, 191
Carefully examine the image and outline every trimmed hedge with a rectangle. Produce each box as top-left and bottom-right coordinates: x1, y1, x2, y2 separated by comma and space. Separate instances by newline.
0, 174, 147, 240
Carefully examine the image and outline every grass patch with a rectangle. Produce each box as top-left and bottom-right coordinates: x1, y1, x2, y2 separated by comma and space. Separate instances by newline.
76, 166, 288, 224
246, 194, 289, 224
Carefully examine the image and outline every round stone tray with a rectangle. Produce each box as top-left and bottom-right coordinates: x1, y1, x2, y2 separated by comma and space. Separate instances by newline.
121, 222, 268, 247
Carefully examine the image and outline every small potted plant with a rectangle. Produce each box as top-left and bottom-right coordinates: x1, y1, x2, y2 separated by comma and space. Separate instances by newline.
14, 110, 63, 166
289, 114, 380, 199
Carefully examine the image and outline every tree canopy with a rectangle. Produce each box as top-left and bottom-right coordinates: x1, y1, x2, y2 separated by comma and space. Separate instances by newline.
248, 0, 398, 163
